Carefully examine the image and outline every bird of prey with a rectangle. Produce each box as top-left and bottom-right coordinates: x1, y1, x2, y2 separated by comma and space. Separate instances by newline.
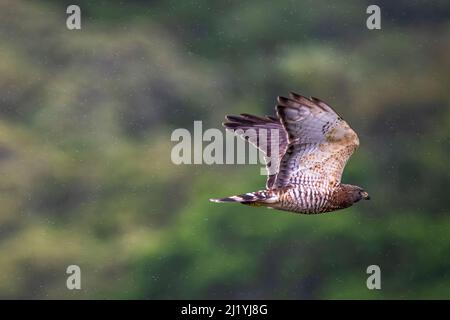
210, 92, 370, 214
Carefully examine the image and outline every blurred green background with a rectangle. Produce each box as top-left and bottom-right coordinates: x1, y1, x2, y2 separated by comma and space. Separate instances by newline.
0, 0, 449, 299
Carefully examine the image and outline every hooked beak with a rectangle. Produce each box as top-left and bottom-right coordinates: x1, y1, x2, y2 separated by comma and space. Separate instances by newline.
361, 191, 370, 200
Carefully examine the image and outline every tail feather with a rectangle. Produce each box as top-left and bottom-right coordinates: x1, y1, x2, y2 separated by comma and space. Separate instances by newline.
210, 190, 278, 205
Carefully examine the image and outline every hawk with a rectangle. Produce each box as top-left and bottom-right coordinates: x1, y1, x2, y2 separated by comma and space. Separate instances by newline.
210, 92, 370, 214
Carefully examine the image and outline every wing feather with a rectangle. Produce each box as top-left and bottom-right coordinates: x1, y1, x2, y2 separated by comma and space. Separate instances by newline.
274, 92, 359, 188
223, 114, 288, 188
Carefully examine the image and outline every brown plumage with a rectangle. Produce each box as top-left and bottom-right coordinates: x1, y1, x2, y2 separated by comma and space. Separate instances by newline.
210, 92, 370, 214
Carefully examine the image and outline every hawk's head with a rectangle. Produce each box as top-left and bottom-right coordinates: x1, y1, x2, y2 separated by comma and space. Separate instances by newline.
335, 184, 370, 208
348, 185, 370, 203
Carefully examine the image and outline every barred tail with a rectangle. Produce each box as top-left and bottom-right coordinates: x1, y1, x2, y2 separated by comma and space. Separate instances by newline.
210, 190, 278, 206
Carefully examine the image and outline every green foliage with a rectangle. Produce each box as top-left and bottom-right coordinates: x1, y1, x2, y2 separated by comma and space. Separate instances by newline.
0, 0, 449, 298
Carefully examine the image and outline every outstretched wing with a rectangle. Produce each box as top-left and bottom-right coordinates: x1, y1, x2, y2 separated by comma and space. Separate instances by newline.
274, 92, 359, 189
224, 114, 288, 188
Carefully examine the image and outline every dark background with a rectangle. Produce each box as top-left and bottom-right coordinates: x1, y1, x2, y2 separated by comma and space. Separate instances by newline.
0, 0, 449, 298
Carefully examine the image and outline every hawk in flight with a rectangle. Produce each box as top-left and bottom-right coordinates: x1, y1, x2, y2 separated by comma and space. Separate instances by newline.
210, 92, 370, 214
